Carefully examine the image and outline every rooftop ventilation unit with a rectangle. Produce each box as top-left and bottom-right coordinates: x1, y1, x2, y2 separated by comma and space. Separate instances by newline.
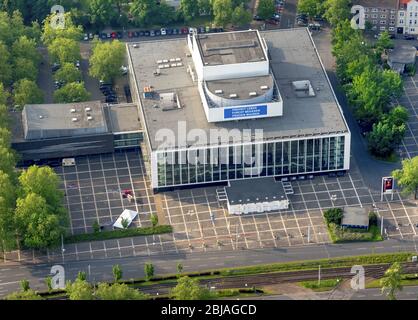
158, 65, 165, 69
176, 63, 183, 67
175, 58, 182, 62
229, 93, 238, 98
85, 107, 91, 112
169, 58, 176, 62
70, 108, 76, 113
162, 59, 169, 63
164, 64, 170, 68
71, 117, 78, 122
171, 63, 177, 67
215, 89, 223, 94
260, 85, 269, 90
157, 60, 163, 64
39, 115, 44, 119
249, 92, 257, 97
87, 116, 93, 121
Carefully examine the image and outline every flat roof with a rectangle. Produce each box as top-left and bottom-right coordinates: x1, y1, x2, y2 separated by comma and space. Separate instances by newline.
196, 30, 266, 66
389, 45, 417, 64
353, 0, 399, 9
341, 207, 369, 228
226, 178, 287, 205
128, 28, 349, 151
205, 75, 275, 107
22, 101, 108, 140
105, 104, 142, 133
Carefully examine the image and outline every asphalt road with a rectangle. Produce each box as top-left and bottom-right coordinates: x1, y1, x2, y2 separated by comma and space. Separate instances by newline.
1, 237, 418, 297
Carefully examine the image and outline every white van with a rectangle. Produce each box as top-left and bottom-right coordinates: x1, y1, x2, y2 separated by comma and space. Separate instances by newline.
62, 158, 76, 167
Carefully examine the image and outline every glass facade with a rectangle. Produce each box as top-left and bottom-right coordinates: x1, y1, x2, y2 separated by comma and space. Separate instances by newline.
114, 132, 143, 149
155, 136, 346, 188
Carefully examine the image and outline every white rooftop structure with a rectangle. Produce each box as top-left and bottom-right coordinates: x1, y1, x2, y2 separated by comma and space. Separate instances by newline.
113, 209, 138, 229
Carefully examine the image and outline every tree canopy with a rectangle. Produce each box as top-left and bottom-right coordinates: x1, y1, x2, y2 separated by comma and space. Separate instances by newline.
393, 156, 418, 200
54, 82, 90, 103
171, 276, 212, 300
89, 40, 125, 82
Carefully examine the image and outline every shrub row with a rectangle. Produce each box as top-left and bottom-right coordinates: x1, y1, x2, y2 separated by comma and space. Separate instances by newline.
64, 225, 173, 244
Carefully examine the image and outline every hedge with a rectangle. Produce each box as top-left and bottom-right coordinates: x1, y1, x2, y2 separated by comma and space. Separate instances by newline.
64, 225, 173, 244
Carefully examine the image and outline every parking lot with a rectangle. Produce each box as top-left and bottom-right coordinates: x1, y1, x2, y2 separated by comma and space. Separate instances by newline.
55, 149, 156, 235
396, 74, 418, 159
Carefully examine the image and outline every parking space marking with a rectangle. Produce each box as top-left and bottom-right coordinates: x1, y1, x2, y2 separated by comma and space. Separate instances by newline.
74, 163, 88, 233
348, 173, 362, 207
87, 156, 100, 226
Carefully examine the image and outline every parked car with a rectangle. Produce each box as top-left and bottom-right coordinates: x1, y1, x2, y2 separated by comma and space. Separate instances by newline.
166, 28, 173, 35
75, 60, 80, 69
128, 31, 133, 38
253, 15, 263, 21
120, 66, 128, 75
181, 27, 188, 34
160, 28, 166, 35
150, 30, 155, 37
106, 32, 111, 38
172, 28, 179, 35
83, 33, 88, 41
133, 31, 139, 37
144, 30, 150, 36
100, 33, 107, 39
404, 35, 415, 40
117, 31, 123, 39
51, 62, 60, 72
155, 30, 161, 36
111, 32, 117, 39
89, 33, 94, 40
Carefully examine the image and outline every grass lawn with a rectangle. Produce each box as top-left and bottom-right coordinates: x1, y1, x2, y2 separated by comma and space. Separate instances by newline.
298, 278, 342, 292
327, 223, 383, 243
366, 274, 418, 289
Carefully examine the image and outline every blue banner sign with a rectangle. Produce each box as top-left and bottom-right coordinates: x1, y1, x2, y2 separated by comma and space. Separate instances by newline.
224, 105, 268, 119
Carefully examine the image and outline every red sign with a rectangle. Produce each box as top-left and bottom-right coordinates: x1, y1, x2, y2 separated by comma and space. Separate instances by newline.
382, 177, 394, 193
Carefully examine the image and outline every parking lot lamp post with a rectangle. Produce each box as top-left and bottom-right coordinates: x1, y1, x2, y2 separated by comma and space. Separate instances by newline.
61, 234, 65, 264
381, 216, 384, 237
318, 265, 321, 286
307, 226, 311, 243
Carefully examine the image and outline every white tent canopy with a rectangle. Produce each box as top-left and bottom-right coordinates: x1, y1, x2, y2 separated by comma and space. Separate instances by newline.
113, 209, 138, 229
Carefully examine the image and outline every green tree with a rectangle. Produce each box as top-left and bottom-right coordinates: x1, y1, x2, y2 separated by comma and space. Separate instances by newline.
144, 263, 154, 280
66, 278, 94, 300
0, 82, 9, 106
92, 220, 100, 233
45, 276, 53, 292
54, 63, 82, 84
176, 262, 183, 275
20, 279, 30, 291
323, 0, 351, 26
367, 120, 405, 158
112, 264, 123, 282
171, 276, 212, 300
393, 156, 418, 200
11, 36, 41, 65
77, 271, 87, 281
15, 193, 63, 249
5, 289, 43, 300
375, 31, 394, 55
89, 0, 117, 27
298, 0, 325, 19
213, 0, 233, 27
54, 82, 90, 103
323, 208, 343, 225
18, 165, 65, 213
0, 41, 12, 85
95, 283, 148, 300
257, 0, 275, 20
121, 217, 130, 229
380, 262, 403, 300
231, 4, 252, 27
150, 213, 158, 228
13, 58, 38, 82
0, 171, 16, 251
89, 40, 125, 82
41, 12, 84, 46
180, 0, 200, 22
130, 0, 159, 26
13, 79, 44, 108
48, 37, 81, 65
0, 146, 16, 175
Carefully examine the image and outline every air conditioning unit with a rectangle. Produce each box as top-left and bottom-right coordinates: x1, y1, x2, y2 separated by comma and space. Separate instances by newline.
71, 117, 78, 122
70, 108, 76, 113
85, 107, 91, 112
87, 116, 93, 121
249, 92, 257, 97
229, 93, 237, 98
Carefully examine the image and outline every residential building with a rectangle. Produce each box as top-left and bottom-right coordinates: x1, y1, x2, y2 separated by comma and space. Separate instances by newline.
397, 0, 418, 34
353, 0, 399, 33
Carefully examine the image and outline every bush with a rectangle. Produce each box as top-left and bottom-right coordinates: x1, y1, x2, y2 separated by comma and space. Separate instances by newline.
64, 225, 172, 244
324, 208, 343, 225
369, 212, 378, 226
